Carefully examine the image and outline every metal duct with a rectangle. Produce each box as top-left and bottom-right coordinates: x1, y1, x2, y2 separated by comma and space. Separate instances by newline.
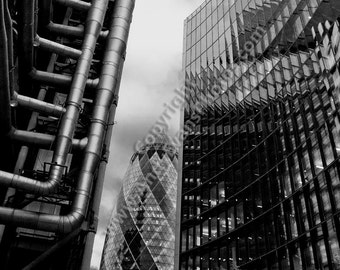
4, 0, 14, 97
80, 90, 119, 270
35, 35, 81, 59
13, 54, 58, 176
8, 129, 87, 151
19, 0, 35, 80
47, 22, 84, 38
0, 0, 135, 233
0, 0, 11, 135
0, 0, 108, 195
50, 0, 109, 190
54, 0, 91, 11
15, 92, 66, 117
20, 1, 94, 91
47, 22, 108, 40
31, 69, 98, 89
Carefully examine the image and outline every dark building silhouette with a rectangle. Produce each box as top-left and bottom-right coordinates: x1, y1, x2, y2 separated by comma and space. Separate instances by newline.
177, 0, 340, 269
0, 0, 135, 269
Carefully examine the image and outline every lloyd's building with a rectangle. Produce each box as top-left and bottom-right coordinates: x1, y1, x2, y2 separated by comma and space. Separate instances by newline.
176, 0, 340, 269
0, 0, 135, 269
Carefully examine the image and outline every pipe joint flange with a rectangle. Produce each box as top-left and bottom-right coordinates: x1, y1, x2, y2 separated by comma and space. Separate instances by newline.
66, 101, 83, 111
90, 118, 107, 126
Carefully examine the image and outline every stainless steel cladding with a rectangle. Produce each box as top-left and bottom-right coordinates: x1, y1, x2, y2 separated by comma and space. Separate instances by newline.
0, 0, 135, 235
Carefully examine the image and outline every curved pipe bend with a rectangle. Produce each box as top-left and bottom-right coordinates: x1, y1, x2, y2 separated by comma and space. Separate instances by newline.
0, 0, 135, 234
0, 0, 108, 198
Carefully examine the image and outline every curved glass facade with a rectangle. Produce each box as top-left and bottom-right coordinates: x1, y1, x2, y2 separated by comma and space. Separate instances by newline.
100, 135, 178, 270
179, 0, 340, 269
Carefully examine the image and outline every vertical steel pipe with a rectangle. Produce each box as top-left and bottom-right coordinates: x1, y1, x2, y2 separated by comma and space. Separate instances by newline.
80, 99, 118, 270
4, 0, 14, 97
19, 0, 35, 79
50, 0, 109, 191
0, 0, 108, 195
0, 0, 135, 234
0, 0, 12, 135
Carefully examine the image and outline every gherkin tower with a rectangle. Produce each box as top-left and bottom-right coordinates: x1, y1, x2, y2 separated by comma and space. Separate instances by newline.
100, 134, 178, 270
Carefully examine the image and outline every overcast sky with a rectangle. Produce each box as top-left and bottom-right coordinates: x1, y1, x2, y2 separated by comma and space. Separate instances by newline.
90, 0, 203, 268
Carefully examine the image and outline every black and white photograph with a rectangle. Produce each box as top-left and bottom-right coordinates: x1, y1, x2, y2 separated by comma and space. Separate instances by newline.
0, 0, 339, 269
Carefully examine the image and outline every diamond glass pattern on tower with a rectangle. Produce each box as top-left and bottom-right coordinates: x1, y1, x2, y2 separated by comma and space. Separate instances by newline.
178, 0, 340, 269
101, 134, 178, 270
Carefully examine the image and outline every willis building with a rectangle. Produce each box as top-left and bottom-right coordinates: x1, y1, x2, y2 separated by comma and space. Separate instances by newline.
0, 0, 134, 269
177, 0, 340, 269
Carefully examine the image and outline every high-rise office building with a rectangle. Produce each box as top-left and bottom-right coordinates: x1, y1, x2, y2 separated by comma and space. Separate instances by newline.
101, 134, 178, 270
177, 0, 340, 269
0, 0, 135, 269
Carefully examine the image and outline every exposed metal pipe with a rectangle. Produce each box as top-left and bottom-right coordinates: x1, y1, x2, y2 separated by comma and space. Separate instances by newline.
35, 35, 81, 59
14, 92, 66, 117
31, 69, 98, 89
19, 0, 35, 81
12, 55, 58, 177
80, 97, 119, 270
0, 0, 135, 234
0, 8, 73, 239
47, 22, 108, 40
81, 34, 125, 269
47, 22, 84, 38
0, 54, 59, 243
0, 0, 12, 135
0, 0, 108, 195
4, 0, 14, 97
48, 0, 109, 191
54, 0, 91, 11
8, 129, 88, 151
20, 1, 95, 93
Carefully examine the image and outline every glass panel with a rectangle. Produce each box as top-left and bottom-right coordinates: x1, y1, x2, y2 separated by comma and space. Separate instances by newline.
195, 224, 201, 247
182, 229, 187, 252
228, 206, 235, 231
211, 216, 218, 240
218, 180, 225, 202
219, 212, 227, 236
202, 220, 209, 244
236, 202, 244, 226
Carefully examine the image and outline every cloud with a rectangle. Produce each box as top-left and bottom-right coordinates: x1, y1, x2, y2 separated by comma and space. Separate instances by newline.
90, 0, 203, 268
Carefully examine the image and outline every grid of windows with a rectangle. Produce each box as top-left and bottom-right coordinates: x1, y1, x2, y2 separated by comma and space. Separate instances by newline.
180, 0, 340, 269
